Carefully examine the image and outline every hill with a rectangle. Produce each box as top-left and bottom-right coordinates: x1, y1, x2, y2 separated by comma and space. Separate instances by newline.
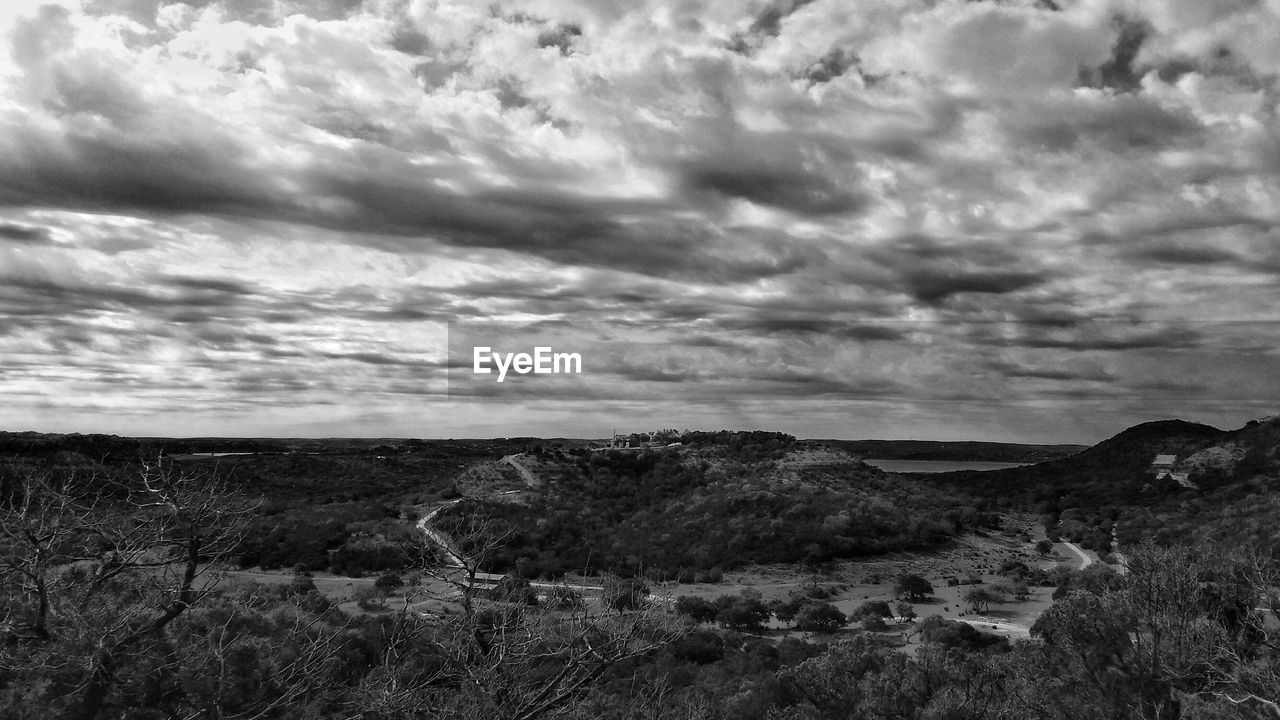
919, 417, 1280, 557
919, 419, 1225, 507
436, 433, 994, 580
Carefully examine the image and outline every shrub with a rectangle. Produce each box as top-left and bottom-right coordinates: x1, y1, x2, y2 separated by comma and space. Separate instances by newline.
849, 600, 893, 621
374, 572, 404, 593
675, 595, 719, 623
715, 596, 771, 631
794, 602, 847, 632
288, 574, 318, 596
895, 574, 933, 601
894, 600, 917, 622
861, 615, 888, 631
918, 616, 1009, 652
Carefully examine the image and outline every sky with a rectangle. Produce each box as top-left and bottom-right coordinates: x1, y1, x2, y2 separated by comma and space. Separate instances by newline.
0, 0, 1278, 443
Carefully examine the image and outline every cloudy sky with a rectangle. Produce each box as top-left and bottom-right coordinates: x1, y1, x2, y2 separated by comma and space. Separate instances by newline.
1, 0, 1278, 442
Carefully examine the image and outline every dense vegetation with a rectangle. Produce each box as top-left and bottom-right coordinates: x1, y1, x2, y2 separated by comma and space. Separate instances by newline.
4, 468, 1276, 720
439, 434, 998, 579
921, 419, 1280, 559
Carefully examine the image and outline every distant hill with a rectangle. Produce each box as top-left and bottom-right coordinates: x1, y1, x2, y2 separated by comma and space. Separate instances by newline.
820, 439, 1087, 463
918, 417, 1280, 557
919, 419, 1226, 505
437, 433, 994, 579
1177, 415, 1280, 488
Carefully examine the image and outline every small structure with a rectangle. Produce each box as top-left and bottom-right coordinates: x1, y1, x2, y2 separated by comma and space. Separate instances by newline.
1151, 454, 1176, 474
1150, 454, 1198, 490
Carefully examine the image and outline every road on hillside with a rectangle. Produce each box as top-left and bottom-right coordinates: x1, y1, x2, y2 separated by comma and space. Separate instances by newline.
1061, 541, 1093, 570
416, 494, 605, 593
503, 454, 538, 487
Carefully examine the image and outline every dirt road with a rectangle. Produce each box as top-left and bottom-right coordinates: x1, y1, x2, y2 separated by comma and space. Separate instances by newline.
503, 454, 538, 487
1061, 541, 1092, 570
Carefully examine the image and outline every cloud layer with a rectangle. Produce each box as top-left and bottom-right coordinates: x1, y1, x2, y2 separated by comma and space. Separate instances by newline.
1, 0, 1278, 441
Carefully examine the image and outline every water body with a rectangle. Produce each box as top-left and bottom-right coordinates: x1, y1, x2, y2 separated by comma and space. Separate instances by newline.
863, 459, 1029, 474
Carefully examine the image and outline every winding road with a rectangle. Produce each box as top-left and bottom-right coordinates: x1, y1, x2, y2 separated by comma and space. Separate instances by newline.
415, 474, 606, 594
1061, 541, 1093, 570
503, 454, 538, 487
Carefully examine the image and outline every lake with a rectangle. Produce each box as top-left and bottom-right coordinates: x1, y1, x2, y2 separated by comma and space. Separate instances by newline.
862, 459, 1029, 474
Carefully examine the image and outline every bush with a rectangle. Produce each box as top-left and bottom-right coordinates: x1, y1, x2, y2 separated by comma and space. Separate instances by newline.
770, 597, 805, 625
354, 585, 385, 611
374, 572, 404, 593
861, 615, 888, 631
488, 575, 539, 606
604, 578, 649, 612
715, 596, 771, 631
963, 587, 1004, 613
895, 574, 934, 601
546, 586, 584, 609
287, 574, 317, 596
918, 616, 1008, 652
794, 602, 847, 632
849, 600, 892, 621
675, 595, 719, 623
894, 600, 916, 622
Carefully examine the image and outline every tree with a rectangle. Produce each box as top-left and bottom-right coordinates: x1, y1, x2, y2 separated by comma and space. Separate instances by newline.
716, 596, 770, 631
604, 578, 649, 613
918, 616, 1009, 652
376, 572, 405, 593
963, 587, 1004, 613
0, 459, 253, 720
794, 602, 847, 632
894, 600, 917, 623
1035, 539, 1054, 555
850, 600, 892, 621
769, 597, 805, 626
861, 614, 888, 631
399, 509, 683, 720
895, 573, 934, 602
675, 595, 718, 624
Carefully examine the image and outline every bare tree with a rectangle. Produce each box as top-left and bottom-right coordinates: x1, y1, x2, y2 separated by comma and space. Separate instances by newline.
394, 505, 683, 720
0, 457, 254, 720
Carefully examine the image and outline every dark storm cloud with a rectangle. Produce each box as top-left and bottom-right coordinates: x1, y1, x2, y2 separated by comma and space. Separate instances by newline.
728, 0, 818, 55
903, 268, 1045, 305
0, 222, 50, 244
801, 47, 858, 86
1013, 324, 1203, 351
0, 123, 810, 280
390, 22, 432, 56
161, 275, 259, 296
987, 360, 1116, 383
1008, 95, 1203, 152
0, 270, 284, 336
0, 126, 283, 217
680, 158, 865, 216
863, 234, 1050, 305
536, 23, 583, 56
715, 318, 908, 342
1119, 242, 1242, 266
1076, 17, 1148, 92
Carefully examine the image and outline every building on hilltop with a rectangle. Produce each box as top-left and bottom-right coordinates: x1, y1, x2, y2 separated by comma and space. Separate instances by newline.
1150, 454, 1198, 490
1151, 454, 1176, 475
